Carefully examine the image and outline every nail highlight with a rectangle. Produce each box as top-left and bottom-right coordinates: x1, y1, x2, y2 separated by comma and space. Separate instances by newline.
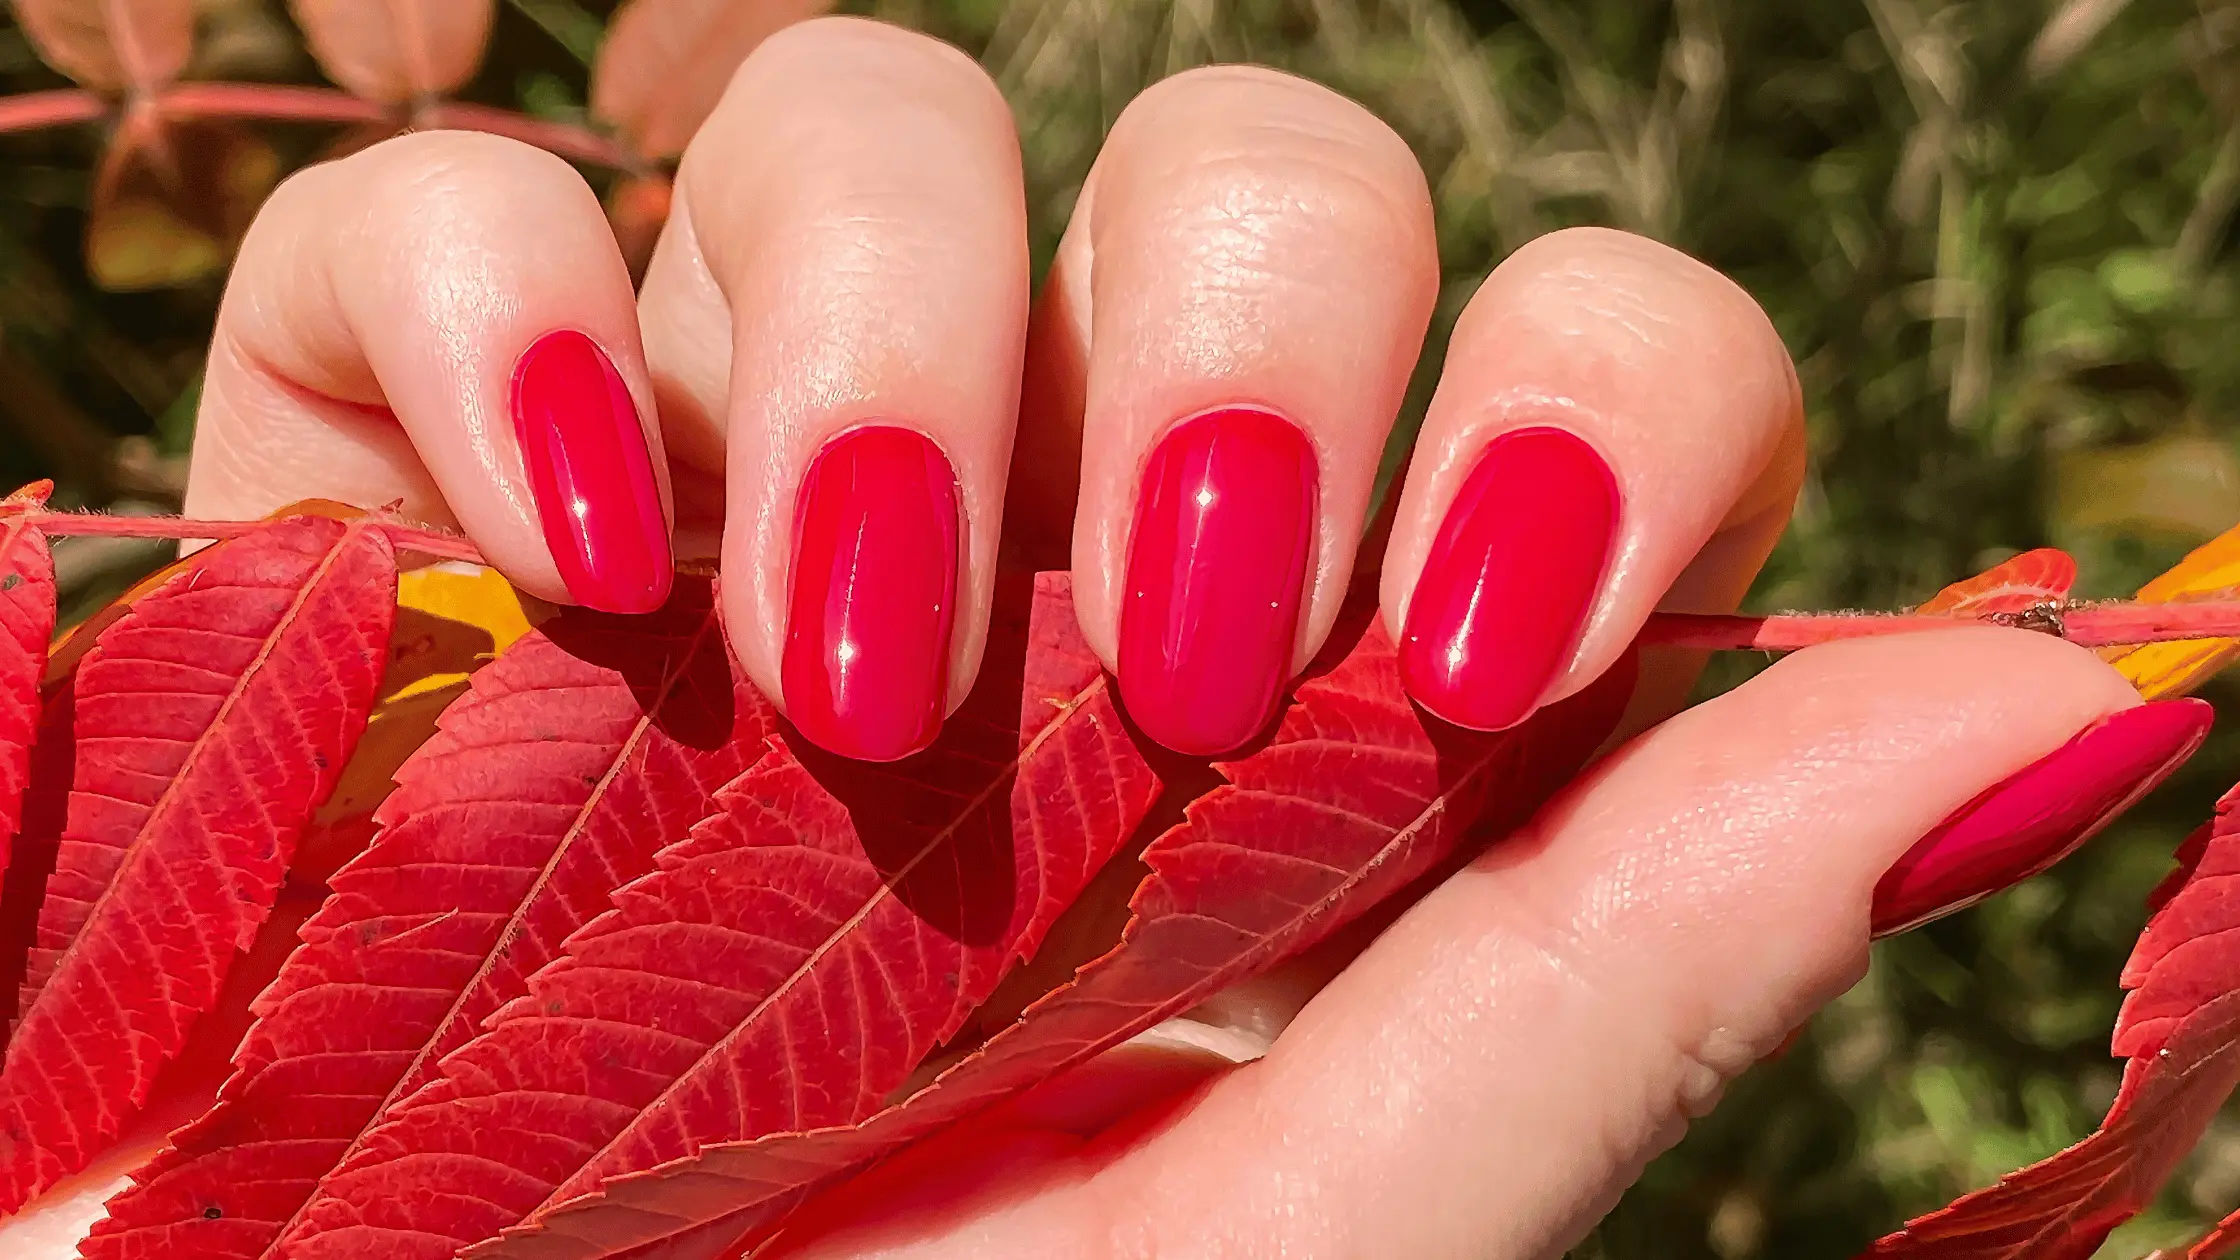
1399, 426, 1621, 731
1118, 407, 1317, 756
511, 329, 672, 614
1870, 698, 2214, 937
782, 426, 961, 763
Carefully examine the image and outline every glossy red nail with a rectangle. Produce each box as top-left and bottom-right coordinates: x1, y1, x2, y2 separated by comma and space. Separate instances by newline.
511, 330, 671, 614
1399, 426, 1620, 731
1870, 698, 2214, 937
1118, 407, 1317, 756
782, 426, 960, 763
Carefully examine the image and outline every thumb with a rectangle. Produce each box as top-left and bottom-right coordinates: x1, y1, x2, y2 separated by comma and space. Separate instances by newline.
778, 627, 2204, 1260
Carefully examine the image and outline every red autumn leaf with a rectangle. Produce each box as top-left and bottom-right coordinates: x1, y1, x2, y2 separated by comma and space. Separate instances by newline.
0, 516, 398, 1213
0, 650, 75, 1036
1915, 547, 2077, 615
590, 0, 833, 160
1862, 779, 2240, 1258
273, 572, 1159, 1259
0, 487, 57, 884
81, 580, 768, 1260
287, 0, 496, 103
2157, 1209, 2240, 1260
476, 614, 1638, 1260
10, 0, 194, 93
0, 880, 328, 1254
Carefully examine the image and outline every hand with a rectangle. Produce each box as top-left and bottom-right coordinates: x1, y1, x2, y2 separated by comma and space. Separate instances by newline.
748, 629, 2196, 1260
185, 16, 1805, 764
178, 18, 2207, 1258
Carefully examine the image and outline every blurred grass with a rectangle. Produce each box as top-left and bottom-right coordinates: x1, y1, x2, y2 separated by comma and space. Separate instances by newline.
4, 0, 2240, 1255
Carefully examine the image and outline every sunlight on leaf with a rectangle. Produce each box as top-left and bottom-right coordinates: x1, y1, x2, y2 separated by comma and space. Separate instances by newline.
10, 0, 194, 92
292, 564, 535, 883
2105, 519, 2240, 700
288, 0, 497, 102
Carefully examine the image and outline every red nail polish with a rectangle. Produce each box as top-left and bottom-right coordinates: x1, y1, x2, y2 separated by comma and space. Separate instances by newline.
782, 426, 960, 763
511, 330, 672, 614
1399, 427, 1620, 731
1870, 699, 2214, 937
1118, 407, 1317, 757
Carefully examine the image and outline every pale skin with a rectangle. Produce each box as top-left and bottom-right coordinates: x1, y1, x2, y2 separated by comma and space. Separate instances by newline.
179, 17, 2153, 1258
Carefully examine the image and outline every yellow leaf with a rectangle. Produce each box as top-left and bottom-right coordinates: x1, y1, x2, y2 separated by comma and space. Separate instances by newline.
296, 563, 537, 881
2104, 524, 2240, 699
384, 562, 538, 697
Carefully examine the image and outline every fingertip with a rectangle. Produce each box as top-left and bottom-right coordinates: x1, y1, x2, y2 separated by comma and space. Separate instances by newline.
1381, 226, 1799, 734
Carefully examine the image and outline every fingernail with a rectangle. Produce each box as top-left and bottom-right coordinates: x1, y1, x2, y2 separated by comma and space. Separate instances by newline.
1398, 426, 1620, 731
1118, 407, 1317, 756
1870, 698, 2214, 937
511, 329, 672, 614
782, 426, 961, 762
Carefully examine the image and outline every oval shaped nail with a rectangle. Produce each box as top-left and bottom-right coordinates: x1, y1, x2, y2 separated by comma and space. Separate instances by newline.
1117, 407, 1317, 757
1871, 698, 2214, 937
1399, 426, 1620, 732
511, 329, 672, 615
782, 426, 961, 763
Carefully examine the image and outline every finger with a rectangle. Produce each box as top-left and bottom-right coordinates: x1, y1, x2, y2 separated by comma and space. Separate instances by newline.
183, 131, 672, 612
1383, 226, 1805, 732
775, 630, 2206, 1259
639, 17, 1028, 761
1036, 66, 1439, 756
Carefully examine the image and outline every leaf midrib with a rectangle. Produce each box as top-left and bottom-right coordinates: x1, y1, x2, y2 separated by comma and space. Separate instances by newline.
514, 683, 1514, 1250
551, 671, 1115, 1207
267, 602, 727, 1258
24, 519, 364, 1042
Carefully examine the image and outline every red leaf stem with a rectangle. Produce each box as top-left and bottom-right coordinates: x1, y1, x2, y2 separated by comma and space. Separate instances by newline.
0, 88, 108, 134
1640, 601, 2240, 651
0, 85, 639, 173
22, 510, 485, 566
152, 83, 386, 127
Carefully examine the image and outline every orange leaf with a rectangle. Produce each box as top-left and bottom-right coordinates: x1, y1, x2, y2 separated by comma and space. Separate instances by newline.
1916, 548, 2077, 615
2104, 521, 2240, 699
590, 0, 833, 160
288, 0, 496, 103
10, 0, 193, 93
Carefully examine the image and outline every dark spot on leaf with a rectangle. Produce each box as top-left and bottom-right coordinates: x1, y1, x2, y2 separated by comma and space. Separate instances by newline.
2, 574, 19, 591
202, 1205, 222, 1220
943, 972, 959, 988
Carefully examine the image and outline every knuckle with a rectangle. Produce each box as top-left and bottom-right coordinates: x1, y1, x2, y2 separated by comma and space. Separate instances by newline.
1486, 226, 1772, 352
705, 17, 998, 142
345, 128, 571, 188
1101, 70, 1432, 266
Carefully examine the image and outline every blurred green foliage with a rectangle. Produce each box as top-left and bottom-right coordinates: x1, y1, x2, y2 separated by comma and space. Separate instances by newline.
4, 0, 2240, 1255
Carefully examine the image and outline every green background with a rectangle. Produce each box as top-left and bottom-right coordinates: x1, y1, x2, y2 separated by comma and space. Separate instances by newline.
4, 0, 2240, 1255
